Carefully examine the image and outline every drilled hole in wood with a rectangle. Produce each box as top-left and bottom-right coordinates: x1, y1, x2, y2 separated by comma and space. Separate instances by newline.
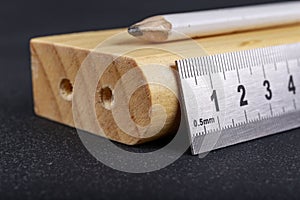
59, 79, 73, 101
99, 86, 114, 110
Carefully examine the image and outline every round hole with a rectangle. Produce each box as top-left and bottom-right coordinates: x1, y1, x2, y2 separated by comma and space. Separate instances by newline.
99, 86, 114, 110
59, 79, 73, 101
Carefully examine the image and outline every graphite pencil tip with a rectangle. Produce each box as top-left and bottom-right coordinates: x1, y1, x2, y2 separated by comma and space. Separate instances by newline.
128, 26, 143, 37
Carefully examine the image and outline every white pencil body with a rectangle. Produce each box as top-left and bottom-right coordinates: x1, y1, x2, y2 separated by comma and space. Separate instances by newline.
128, 2, 300, 42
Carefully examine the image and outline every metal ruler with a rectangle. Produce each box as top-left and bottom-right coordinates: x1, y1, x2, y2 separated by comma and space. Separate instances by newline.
177, 43, 300, 155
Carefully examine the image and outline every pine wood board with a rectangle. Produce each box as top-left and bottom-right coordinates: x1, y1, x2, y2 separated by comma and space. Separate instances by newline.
30, 24, 300, 145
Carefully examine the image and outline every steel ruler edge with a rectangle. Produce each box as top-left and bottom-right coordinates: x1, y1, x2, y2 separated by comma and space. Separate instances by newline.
176, 42, 300, 155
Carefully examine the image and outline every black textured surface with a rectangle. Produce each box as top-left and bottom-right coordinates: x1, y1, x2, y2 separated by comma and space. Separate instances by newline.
1, 0, 300, 199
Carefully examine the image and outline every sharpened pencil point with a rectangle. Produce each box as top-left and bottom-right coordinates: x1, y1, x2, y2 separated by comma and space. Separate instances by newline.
128, 26, 143, 37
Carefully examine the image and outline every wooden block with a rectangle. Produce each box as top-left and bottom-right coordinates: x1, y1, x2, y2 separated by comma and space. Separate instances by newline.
30, 24, 300, 145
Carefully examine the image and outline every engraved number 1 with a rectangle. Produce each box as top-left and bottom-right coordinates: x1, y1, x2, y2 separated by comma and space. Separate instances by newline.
211, 90, 220, 112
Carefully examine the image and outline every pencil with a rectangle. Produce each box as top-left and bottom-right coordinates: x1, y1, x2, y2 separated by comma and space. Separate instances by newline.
128, 2, 300, 42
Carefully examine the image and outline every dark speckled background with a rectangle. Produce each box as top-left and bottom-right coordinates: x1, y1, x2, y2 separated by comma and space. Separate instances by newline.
1, 0, 300, 199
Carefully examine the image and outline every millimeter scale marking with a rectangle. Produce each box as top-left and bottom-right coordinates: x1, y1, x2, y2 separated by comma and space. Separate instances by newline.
177, 43, 300, 155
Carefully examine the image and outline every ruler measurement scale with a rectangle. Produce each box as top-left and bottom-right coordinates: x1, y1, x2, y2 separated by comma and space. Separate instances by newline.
177, 43, 300, 155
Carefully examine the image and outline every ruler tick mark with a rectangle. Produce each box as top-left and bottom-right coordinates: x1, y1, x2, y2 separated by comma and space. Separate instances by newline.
236, 66, 241, 83
200, 58, 207, 75
217, 116, 221, 130
208, 72, 213, 89
201, 63, 205, 76
293, 99, 297, 110
232, 119, 235, 127
249, 65, 253, 75
178, 61, 184, 79
224, 54, 229, 72
197, 58, 202, 76
218, 55, 226, 79
186, 60, 191, 78
262, 64, 266, 79
190, 60, 198, 85
286, 60, 290, 74
244, 110, 248, 123
216, 55, 222, 74
194, 59, 199, 76
204, 61, 208, 75
199, 65, 202, 76
190, 60, 194, 78
238, 51, 244, 69
229, 52, 234, 71
183, 61, 187, 78
212, 59, 217, 74
269, 103, 273, 116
